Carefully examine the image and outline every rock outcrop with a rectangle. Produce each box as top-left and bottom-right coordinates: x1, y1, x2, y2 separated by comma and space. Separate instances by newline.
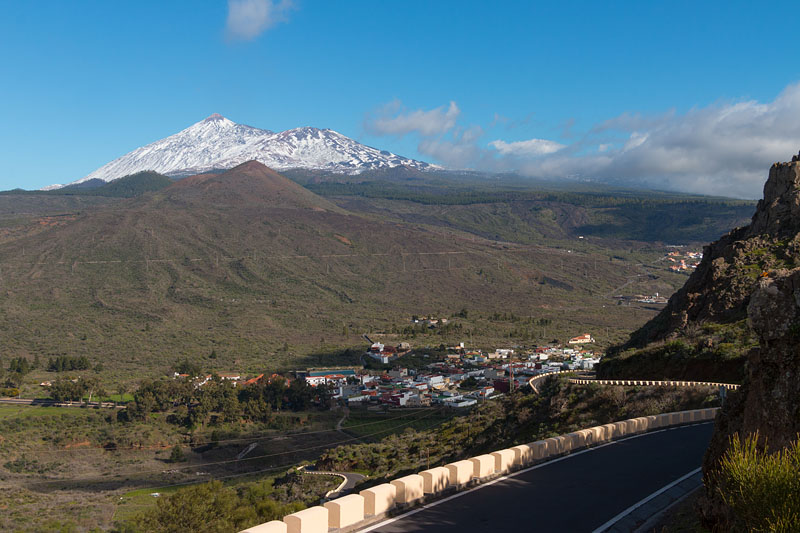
700, 267, 800, 527
626, 161, 800, 348
599, 160, 800, 381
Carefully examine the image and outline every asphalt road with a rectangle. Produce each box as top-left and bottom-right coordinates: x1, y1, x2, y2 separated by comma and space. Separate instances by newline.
366, 422, 713, 533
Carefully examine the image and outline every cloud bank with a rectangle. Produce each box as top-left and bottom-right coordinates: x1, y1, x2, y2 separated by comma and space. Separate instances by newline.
488, 138, 565, 157
367, 83, 800, 198
366, 100, 461, 137
225, 0, 294, 41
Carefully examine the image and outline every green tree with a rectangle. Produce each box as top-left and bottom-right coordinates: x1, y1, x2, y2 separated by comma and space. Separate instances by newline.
169, 445, 186, 463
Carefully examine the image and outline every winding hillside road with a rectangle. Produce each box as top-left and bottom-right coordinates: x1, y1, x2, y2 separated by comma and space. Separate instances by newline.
363, 422, 713, 533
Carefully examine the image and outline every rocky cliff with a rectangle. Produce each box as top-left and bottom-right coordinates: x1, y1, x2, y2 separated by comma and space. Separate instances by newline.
700, 267, 800, 527
630, 161, 800, 345
598, 159, 800, 381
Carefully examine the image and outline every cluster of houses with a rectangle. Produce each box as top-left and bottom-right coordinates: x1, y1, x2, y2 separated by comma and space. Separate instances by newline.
666, 250, 702, 272
367, 341, 412, 364
613, 293, 669, 305
298, 339, 602, 409
171, 372, 284, 388
410, 316, 450, 328
163, 334, 601, 408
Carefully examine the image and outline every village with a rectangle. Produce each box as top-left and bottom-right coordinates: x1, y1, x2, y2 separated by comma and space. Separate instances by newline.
161, 333, 603, 410
664, 248, 703, 272
302, 333, 602, 408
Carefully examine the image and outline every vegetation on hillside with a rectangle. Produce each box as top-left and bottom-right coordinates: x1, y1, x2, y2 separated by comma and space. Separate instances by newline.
598, 320, 756, 383
122, 376, 331, 427
123, 476, 320, 533
308, 180, 753, 244
0, 171, 174, 198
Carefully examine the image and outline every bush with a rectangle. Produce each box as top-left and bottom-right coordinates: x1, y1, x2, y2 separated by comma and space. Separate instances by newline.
168, 445, 186, 463
713, 432, 800, 532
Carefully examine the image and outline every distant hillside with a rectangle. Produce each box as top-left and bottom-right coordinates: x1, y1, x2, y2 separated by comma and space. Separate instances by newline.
69, 171, 173, 197
1, 171, 174, 198
307, 180, 754, 245
0, 161, 661, 377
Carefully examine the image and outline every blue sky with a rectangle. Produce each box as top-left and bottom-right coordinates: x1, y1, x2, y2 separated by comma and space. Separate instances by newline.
2, 1, 800, 197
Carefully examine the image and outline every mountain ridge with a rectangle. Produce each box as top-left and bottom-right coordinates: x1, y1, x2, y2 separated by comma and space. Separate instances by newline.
62, 114, 435, 188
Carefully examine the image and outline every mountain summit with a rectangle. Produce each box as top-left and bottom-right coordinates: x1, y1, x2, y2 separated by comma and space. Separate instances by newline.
164, 160, 338, 211
69, 114, 435, 186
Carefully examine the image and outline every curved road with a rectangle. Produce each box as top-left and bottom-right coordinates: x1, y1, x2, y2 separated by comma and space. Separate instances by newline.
365, 422, 713, 533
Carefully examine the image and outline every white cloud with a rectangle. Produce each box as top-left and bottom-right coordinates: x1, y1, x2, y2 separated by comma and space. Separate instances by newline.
368, 84, 800, 198
417, 125, 486, 168
225, 0, 294, 41
575, 84, 800, 197
366, 100, 460, 137
488, 138, 565, 157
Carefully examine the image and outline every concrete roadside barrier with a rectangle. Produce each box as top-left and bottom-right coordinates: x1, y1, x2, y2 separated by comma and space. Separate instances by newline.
420, 466, 450, 494
240, 407, 723, 533
283, 506, 328, 533
586, 426, 604, 444
532, 440, 548, 460
510, 444, 534, 466
470, 454, 496, 480
360, 483, 396, 517
634, 417, 650, 432
391, 474, 424, 505
491, 449, 516, 474
543, 437, 559, 457
564, 432, 582, 450
240, 520, 287, 533
324, 494, 364, 529
601, 423, 616, 441
446, 460, 473, 487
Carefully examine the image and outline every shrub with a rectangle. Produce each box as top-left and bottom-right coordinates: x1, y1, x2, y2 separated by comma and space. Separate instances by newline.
713, 432, 800, 532
168, 445, 186, 463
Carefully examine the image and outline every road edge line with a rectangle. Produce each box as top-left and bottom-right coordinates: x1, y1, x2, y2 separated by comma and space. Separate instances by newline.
591, 466, 702, 533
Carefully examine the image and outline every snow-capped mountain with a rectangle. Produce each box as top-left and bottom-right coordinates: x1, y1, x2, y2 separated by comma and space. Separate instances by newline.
68, 114, 436, 186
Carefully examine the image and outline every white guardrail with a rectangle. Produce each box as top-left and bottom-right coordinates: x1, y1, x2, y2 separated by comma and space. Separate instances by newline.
527, 371, 740, 393
568, 378, 740, 391
239, 407, 719, 533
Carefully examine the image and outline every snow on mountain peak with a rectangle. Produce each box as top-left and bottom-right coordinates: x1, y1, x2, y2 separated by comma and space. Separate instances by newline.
68, 115, 436, 186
